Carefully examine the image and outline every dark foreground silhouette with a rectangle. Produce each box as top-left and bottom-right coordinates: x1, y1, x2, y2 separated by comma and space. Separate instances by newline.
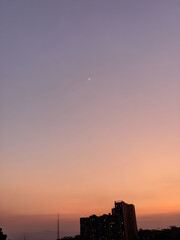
138, 226, 180, 240
0, 229, 7, 240
1, 226, 180, 240
60, 226, 180, 239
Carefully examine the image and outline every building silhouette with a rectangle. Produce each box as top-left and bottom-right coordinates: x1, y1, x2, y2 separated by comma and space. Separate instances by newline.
0, 228, 7, 240
80, 201, 138, 240
138, 226, 180, 240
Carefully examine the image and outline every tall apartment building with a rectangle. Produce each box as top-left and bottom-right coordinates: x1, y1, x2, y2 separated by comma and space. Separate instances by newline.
80, 201, 138, 240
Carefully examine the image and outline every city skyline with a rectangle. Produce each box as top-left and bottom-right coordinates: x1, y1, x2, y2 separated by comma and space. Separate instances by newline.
0, 0, 180, 239
1, 206, 180, 239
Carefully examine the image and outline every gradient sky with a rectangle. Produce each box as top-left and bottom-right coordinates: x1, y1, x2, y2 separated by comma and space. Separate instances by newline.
0, 0, 180, 237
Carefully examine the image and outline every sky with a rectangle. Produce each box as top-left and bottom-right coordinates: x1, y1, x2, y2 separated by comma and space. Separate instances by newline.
0, 0, 180, 238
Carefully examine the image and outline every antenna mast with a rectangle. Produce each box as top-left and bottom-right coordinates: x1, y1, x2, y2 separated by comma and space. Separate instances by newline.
57, 213, 60, 240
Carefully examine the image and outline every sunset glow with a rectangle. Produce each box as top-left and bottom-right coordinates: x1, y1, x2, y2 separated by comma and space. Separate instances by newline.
0, 0, 180, 239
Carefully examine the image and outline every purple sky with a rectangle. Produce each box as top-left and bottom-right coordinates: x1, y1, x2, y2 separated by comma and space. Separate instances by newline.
0, 0, 180, 238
